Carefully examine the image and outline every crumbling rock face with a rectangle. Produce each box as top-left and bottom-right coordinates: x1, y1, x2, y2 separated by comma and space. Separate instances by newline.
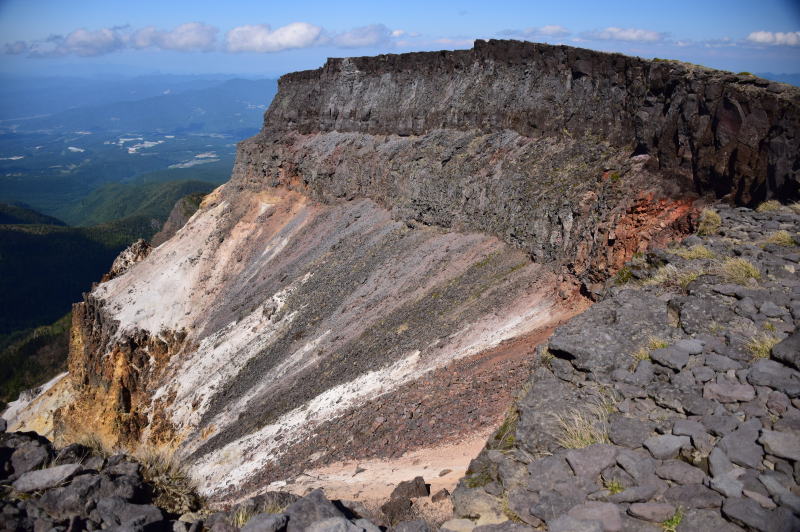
100, 239, 152, 283
57, 294, 188, 448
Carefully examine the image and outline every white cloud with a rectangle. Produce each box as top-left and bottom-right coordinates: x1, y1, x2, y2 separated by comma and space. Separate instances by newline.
58, 27, 128, 56
538, 25, 570, 37
391, 29, 406, 38
133, 22, 218, 52
584, 27, 664, 42
746, 30, 800, 46
333, 24, 392, 47
225, 22, 322, 52
3, 41, 29, 55
499, 25, 570, 39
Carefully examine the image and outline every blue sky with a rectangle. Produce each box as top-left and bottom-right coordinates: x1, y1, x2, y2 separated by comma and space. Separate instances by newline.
1, 0, 798, 77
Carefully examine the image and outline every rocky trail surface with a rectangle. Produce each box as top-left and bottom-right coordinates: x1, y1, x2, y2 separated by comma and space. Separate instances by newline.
449, 203, 800, 531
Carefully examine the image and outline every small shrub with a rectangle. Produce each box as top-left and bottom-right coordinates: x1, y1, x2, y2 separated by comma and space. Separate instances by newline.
540, 348, 555, 367
615, 266, 633, 285
554, 404, 611, 449
671, 244, 715, 260
697, 209, 721, 236
737, 71, 753, 76
631, 337, 668, 370
647, 336, 670, 350
746, 333, 780, 360
766, 230, 796, 247
662, 507, 684, 532
465, 469, 493, 488
604, 478, 624, 495
756, 200, 782, 213
491, 406, 519, 451
720, 258, 760, 285
763, 322, 776, 332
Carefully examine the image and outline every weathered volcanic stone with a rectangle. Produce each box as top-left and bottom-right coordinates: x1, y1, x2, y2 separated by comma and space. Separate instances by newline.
771, 330, 800, 370
608, 415, 651, 448
747, 359, 800, 397
285, 489, 345, 532
718, 420, 764, 469
654, 460, 706, 485
241, 514, 289, 532
703, 382, 756, 403
650, 347, 689, 371
12, 463, 81, 492
662, 484, 723, 509
565, 445, 618, 479
566, 502, 621, 532
547, 515, 603, 532
628, 503, 675, 523
643, 435, 689, 460
722, 496, 800, 531
390, 476, 430, 499
759, 429, 800, 461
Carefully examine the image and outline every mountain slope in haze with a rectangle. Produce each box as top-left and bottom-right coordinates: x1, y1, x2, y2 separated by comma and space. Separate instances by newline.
0, 74, 243, 120
55, 178, 217, 227
0, 213, 145, 335
0, 202, 66, 225
0, 313, 71, 409
11, 78, 278, 136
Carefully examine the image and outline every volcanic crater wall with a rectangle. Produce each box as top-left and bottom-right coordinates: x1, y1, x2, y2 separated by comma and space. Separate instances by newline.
235, 39, 800, 261
10, 40, 800, 502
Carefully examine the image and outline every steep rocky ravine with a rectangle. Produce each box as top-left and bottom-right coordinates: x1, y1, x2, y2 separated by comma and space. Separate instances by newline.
5, 40, 799, 510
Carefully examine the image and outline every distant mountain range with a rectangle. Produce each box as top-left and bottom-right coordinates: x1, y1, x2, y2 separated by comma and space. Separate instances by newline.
6, 78, 277, 137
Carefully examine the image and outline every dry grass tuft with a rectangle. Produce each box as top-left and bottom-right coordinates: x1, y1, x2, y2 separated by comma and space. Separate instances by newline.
671, 244, 715, 260
697, 209, 721, 235
231, 507, 257, 528
642, 264, 704, 290
746, 333, 780, 360
554, 403, 611, 449
789, 202, 800, 214
766, 230, 797, 247
755, 200, 783, 213
719, 258, 760, 285
135, 447, 202, 515
76, 433, 113, 458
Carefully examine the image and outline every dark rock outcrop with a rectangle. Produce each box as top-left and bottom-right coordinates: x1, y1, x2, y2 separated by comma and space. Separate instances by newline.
236, 41, 798, 274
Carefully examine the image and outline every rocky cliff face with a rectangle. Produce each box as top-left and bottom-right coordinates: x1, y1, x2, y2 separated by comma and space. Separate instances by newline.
7, 40, 800, 507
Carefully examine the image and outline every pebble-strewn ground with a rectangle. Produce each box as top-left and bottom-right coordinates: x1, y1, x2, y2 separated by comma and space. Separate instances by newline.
450, 203, 800, 532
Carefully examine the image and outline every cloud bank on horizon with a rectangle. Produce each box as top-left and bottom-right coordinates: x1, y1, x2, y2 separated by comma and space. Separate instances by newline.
4, 20, 800, 60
